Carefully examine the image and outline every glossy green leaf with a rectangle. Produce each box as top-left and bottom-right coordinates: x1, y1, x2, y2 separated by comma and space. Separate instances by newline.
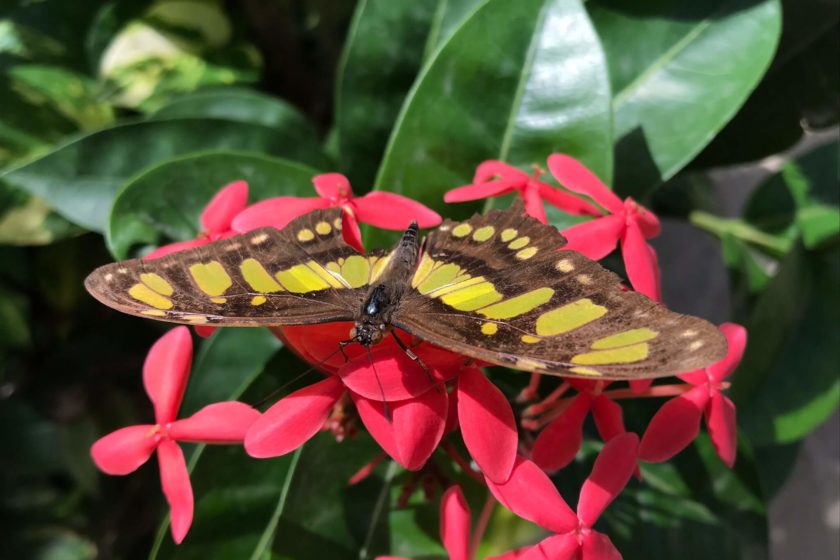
0, 182, 83, 245
107, 151, 319, 259
1, 118, 329, 233
375, 0, 612, 214
588, 0, 782, 196
335, 0, 438, 187
422, 0, 485, 61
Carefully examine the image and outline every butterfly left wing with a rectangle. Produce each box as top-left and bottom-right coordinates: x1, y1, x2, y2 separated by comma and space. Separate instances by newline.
393, 205, 726, 380
85, 208, 391, 327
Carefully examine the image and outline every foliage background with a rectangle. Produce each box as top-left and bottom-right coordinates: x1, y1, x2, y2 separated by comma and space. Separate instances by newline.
0, 0, 837, 558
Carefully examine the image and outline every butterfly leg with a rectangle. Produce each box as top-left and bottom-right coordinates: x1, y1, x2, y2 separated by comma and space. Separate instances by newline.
338, 339, 354, 363
390, 331, 442, 394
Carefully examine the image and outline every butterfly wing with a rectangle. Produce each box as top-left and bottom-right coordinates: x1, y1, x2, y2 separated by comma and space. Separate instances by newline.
393, 205, 726, 379
85, 208, 390, 327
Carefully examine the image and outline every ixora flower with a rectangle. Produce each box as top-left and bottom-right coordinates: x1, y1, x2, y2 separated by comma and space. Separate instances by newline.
232, 172, 442, 252
144, 180, 249, 260
90, 327, 260, 543
639, 323, 747, 467
547, 154, 662, 302
488, 434, 639, 560
245, 324, 519, 483
443, 160, 600, 224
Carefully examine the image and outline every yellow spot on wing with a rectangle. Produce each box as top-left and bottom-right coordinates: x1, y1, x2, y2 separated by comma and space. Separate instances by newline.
341, 255, 370, 288
472, 226, 495, 242
251, 295, 267, 306
315, 221, 332, 235
452, 224, 472, 237
508, 237, 530, 250
184, 316, 208, 324
210, 297, 226, 304
129, 283, 173, 310
570, 366, 602, 376
516, 247, 538, 260
481, 322, 498, 335
439, 281, 503, 311
572, 343, 649, 365
370, 253, 391, 282
333, 218, 342, 229
241, 258, 282, 292
501, 228, 517, 242
306, 261, 345, 289
411, 253, 436, 288
515, 358, 546, 371
521, 335, 540, 344
275, 264, 331, 293
189, 262, 232, 297
427, 275, 484, 298
556, 259, 574, 273
592, 328, 658, 349
417, 263, 462, 294
297, 229, 314, 242
535, 298, 607, 336
140, 273, 173, 295
478, 287, 554, 320
142, 310, 167, 317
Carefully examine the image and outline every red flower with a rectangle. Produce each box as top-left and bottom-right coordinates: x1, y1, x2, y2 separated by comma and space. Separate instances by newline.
531, 380, 626, 473
245, 324, 518, 482
547, 154, 662, 301
444, 160, 600, 224
90, 327, 260, 543
144, 180, 248, 260
488, 434, 639, 560
639, 323, 746, 467
232, 173, 441, 252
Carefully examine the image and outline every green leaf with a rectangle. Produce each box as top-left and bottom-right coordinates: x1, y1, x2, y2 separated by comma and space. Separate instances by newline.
589, 0, 782, 196
0, 182, 83, 245
374, 0, 613, 216
422, 0, 486, 61
107, 151, 319, 259
335, 0, 438, 187
1, 118, 329, 233
733, 243, 840, 445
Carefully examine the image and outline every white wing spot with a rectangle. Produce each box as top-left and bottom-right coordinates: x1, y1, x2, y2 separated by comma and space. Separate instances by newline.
251, 233, 269, 245
689, 340, 704, 351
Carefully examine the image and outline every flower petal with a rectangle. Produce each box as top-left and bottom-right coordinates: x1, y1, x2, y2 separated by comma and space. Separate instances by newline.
591, 395, 625, 442
312, 172, 353, 200
244, 376, 343, 458
522, 184, 547, 224
278, 322, 361, 373
157, 440, 193, 544
354, 192, 442, 229
444, 180, 517, 202
581, 531, 622, 560
230, 197, 330, 233
144, 327, 193, 424
706, 393, 737, 467
353, 389, 448, 471
486, 457, 578, 533
144, 239, 208, 260
547, 154, 623, 214
193, 325, 216, 338
709, 323, 747, 382
621, 222, 661, 301
561, 214, 624, 260
520, 534, 580, 560
474, 161, 529, 184
578, 432, 639, 526
200, 180, 249, 233
638, 385, 709, 463
532, 394, 592, 472
538, 181, 601, 217
339, 343, 461, 401
628, 378, 654, 393
169, 402, 260, 443
440, 486, 471, 560
341, 210, 365, 253
457, 367, 517, 483
90, 424, 157, 475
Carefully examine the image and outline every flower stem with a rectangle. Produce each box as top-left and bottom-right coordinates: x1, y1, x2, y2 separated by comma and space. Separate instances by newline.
470, 491, 496, 560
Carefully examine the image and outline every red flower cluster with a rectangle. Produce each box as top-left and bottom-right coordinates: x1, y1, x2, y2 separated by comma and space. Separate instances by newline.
91, 157, 747, 555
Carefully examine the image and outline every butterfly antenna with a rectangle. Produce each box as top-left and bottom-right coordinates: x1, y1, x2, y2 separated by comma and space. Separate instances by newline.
367, 345, 392, 423
251, 338, 357, 409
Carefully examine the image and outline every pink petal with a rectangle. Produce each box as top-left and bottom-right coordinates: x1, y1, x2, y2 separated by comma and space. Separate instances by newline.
354, 192, 442, 229
546, 154, 623, 214
581, 531, 622, 560
706, 393, 737, 467
90, 424, 157, 475
443, 180, 517, 203
474, 161, 529, 184
312, 172, 353, 200
244, 376, 343, 458
444, 386, 459, 435
144, 327, 193, 424
578, 433, 639, 526
338, 344, 460, 401
169, 402, 260, 443
709, 323, 748, 382
440, 486, 471, 560
520, 534, 580, 560
561, 214, 624, 260
457, 367, 518, 483
592, 395, 625, 442
144, 238, 208, 260
353, 389, 448, 471
628, 378, 653, 393
230, 197, 330, 233
341, 210, 365, 253
537, 181, 601, 216
157, 440, 193, 544
532, 394, 593, 473
638, 386, 709, 463
621, 221, 661, 301
486, 457, 578, 534
677, 368, 708, 386
630, 199, 661, 239
193, 325, 216, 338
200, 180, 249, 233
278, 322, 360, 374
522, 184, 548, 224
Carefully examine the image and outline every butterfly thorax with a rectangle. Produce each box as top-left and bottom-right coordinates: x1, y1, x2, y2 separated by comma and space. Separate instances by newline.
351, 222, 420, 346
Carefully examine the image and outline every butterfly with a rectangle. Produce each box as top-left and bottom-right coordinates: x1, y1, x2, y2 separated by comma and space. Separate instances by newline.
85, 202, 726, 380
